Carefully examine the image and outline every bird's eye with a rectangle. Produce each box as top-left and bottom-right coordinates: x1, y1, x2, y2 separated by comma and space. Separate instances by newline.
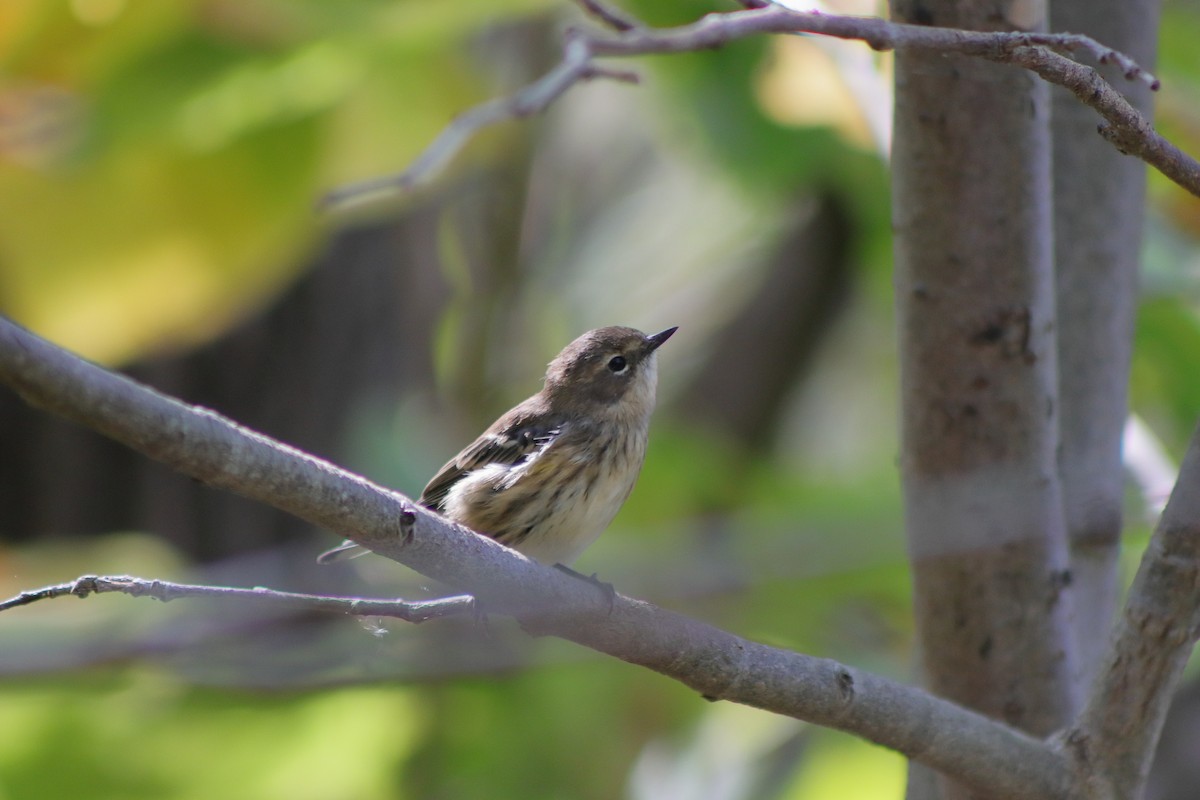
607, 355, 628, 374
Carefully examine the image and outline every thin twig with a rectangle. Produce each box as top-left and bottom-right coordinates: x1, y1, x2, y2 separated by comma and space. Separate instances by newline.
321, 37, 618, 210
321, 5, 1189, 209
0, 574, 475, 622
1006, 45, 1200, 193
573, 0, 639, 32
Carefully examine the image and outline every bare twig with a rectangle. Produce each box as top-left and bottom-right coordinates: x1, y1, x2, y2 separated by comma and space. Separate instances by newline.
1007, 45, 1200, 194
321, 5, 1194, 209
321, 37, 627, 210
0, 574, 475, 622
575, 5, 1160, 76
0, 315, 1072, 798
573, 0, 639, 32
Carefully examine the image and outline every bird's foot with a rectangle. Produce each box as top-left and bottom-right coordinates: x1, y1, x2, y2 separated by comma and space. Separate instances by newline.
553, 563, 616, 614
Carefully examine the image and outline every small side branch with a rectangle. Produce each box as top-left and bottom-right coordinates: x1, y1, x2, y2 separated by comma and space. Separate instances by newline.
320, 37, 638, 210
321, 5, 1194, 208
572, 0, 639, 32
1007, 45, 1200, 193
0, 574, 475, 622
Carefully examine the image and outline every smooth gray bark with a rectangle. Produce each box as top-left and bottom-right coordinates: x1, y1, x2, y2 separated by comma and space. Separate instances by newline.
1071, 422, 1200, 798
890, 0, 1077, 796
1050, 0, 1161, 690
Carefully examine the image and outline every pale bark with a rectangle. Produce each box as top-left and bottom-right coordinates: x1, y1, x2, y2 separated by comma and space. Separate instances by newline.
1071, 423, 1200, 798
1050, 0, 1161, 689
890, 0, 1076, 797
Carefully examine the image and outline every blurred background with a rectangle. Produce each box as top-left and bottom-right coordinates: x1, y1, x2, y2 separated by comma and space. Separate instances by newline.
1, 0, 1199, 798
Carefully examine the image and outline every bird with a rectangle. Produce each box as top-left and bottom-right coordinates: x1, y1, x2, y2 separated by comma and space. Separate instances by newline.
317, 325, 676, 569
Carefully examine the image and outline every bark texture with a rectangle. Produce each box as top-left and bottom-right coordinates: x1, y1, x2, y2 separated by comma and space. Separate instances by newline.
890, 0, 1076, 796
1070, 423, 1200, 798
1050, 0, 1161, 688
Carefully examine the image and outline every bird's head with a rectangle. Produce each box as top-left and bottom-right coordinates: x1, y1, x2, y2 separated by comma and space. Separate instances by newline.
543, 326, 676, 421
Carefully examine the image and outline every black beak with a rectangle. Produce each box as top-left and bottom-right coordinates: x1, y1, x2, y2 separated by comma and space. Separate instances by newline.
644, 326, 678, 353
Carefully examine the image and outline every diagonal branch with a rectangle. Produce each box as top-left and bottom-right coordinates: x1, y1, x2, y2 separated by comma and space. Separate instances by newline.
572, 0, 639, 32
320, 37, 638, 210
1067, 422, 1200, 797
1008, 44, 1200, 194
0, 314, 1071, 798
321, 4, 1196, 209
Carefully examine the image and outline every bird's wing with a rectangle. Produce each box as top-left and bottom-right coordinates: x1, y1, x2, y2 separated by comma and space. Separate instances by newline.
419, 415, 562, 510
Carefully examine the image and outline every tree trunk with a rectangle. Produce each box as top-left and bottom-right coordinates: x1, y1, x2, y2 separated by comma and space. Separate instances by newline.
1050, 0, 1161, 691
890, 0, 1077, 796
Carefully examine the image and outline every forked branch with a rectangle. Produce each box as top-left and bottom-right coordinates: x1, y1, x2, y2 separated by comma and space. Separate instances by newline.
322, 3, 1196, 208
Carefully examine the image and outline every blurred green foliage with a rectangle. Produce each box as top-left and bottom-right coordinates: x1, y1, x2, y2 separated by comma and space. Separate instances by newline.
2, 0, 1200, 799
0, 0, 550, 362
0, 671, 420, 800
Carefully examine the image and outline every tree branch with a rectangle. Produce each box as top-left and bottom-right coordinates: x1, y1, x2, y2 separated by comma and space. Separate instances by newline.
0, 315, 1072, 798
572, 0, 639, 32
320, 37, 639, 210
1007, 44, 1199, 196
1068, 422, 1200, 797
321, 5, 1193, 209
0, 574, 475, 622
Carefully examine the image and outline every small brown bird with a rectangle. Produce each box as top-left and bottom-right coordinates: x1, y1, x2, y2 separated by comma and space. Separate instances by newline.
317, 325, 676, 567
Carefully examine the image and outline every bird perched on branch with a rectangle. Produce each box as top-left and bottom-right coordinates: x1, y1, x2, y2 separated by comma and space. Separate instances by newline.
318, 325, 676, 568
